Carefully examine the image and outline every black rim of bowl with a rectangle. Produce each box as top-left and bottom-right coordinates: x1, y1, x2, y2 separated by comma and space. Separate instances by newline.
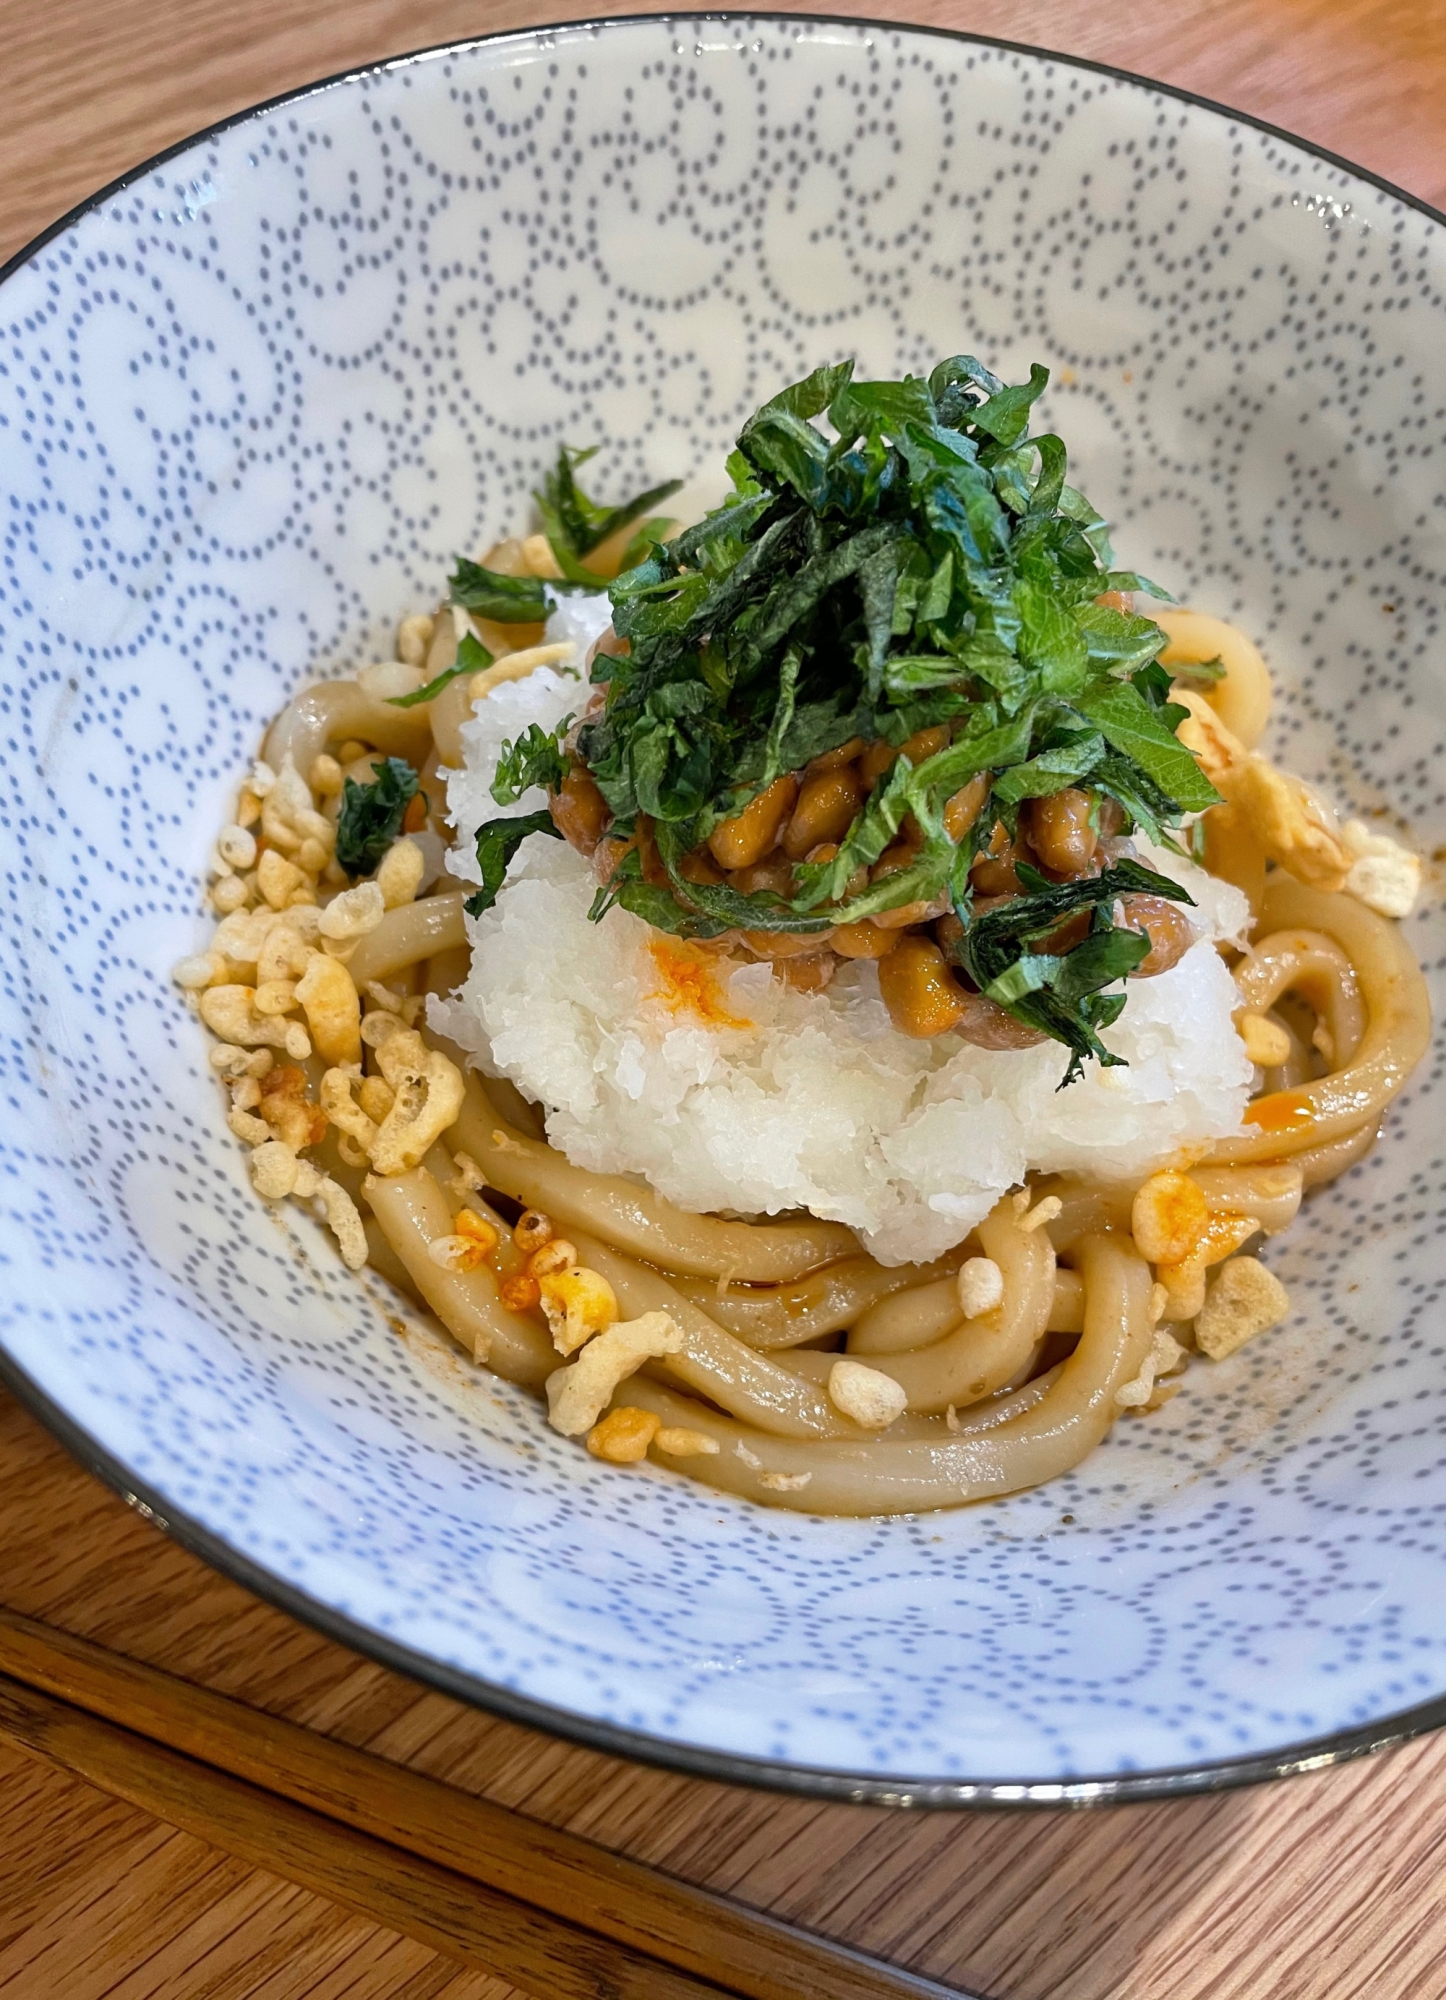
3, 10, 1443, 1811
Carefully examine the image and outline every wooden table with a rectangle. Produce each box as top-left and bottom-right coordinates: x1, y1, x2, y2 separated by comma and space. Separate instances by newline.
4, 4, 1446, 1995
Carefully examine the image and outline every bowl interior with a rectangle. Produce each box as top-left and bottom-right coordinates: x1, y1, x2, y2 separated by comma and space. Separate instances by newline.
1, 14, 1443, 1798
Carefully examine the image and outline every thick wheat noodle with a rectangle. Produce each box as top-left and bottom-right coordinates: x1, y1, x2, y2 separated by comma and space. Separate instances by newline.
847, 1274, 966, 1355
1263, 1015, 1314, 1091
669, 1250, 965, 1350
355, 1143, 474, 1312
424, 613, 539, 767
566, 1230, 864, 1439
478, 1073, 547, 1142
446, 1073, 858, 1282
417, 745, 448, 808
1232, 927, 1367, 1069
430, 670, 472, 769
628, 1364, 1071, 1493
837, 1198, 1055, 1413
429, 632, 579, 766
951, 1361, 1065, 1428
1049, 1269, 1085, 1334
627, 1359, 1066, 1476
1155, 608, 1272, 749
778, 1337, 1047, 1401
1035, 1165, 1303, 1250
1035, 1180, 1133, 1254
263, 678, 434, 776
364, 1167, 556, 1387
1293, 1116, 1384, 1189
345, 894, 469, 987
1190, 1163, 1303, 1235
615, 1238, 1150, 1514
1202, 801, 1267, 912
422, 945, 472, 997
360, 1215, 426, 1303
1210, 881, 1431, 1164
432, 658, 559, 767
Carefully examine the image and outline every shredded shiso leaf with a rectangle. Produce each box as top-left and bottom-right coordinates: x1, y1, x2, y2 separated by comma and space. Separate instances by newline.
388, 633, 495, 710
449, 454, 684, 621
479, 357, 1222, 1081
335, 756, 420, 878
465, 810, 562, 919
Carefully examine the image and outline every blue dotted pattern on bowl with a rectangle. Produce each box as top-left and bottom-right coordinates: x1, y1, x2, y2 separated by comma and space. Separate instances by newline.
0, 15, 1443, 1790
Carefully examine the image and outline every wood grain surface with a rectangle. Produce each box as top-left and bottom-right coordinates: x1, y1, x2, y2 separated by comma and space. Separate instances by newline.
0, 1609, 959, 2000
4, 1386, 1446, 2000
4, 2, 1446, 1995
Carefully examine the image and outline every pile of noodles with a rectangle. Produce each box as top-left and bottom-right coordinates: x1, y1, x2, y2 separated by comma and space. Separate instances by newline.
213, 589, 1429, 1515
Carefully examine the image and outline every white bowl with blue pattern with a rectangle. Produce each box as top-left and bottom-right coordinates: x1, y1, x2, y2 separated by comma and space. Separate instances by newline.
1, 13, 1442, 1804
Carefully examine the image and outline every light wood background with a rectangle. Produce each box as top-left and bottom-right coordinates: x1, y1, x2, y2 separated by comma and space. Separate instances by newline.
4, 3, 1446, 1995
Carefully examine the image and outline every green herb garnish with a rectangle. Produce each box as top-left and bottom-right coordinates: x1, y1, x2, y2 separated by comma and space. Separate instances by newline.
1172, 653, 1227, 682
389, 664, 468, 709
959, 858, 1194, 1083
497, 356, 1222, 1078
448, 560, 553, 626
536, 445, 684, 585
465, 811, 563, 918
448, 451, 684, 616
492, 720, 574, 806
388, 632, 495, 708
334, 757, 420, 878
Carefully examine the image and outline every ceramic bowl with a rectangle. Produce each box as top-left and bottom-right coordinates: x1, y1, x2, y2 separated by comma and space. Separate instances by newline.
2, 13, 1443, 1805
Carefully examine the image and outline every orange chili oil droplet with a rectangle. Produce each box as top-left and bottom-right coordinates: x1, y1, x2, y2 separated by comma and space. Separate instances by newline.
1244, 1090, 1317, 1133
645, 938, 752, 1031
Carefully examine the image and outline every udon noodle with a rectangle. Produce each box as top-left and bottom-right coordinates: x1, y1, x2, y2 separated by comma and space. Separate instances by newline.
177, 493, 1429, 1517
